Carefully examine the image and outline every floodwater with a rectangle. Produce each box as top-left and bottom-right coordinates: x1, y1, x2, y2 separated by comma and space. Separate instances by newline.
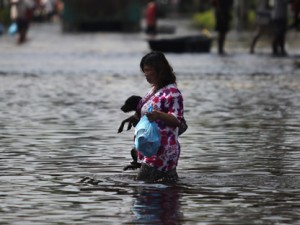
0, 22, 300, 225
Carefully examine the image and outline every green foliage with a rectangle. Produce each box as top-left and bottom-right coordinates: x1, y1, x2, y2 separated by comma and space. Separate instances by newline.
192, 10, 215, 30
0, 8, 10, 25
193, 8, 259, 31
247, 9, 256, 28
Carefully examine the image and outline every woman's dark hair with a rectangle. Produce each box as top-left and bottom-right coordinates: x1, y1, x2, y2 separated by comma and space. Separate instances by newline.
140, 51, 176, 89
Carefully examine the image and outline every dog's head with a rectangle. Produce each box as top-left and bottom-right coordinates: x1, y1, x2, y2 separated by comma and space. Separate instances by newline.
121, 95, 142, 113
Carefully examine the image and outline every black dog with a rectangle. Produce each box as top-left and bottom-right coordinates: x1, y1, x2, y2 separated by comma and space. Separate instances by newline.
118, 95, 142, 133
118, 95, 142, 170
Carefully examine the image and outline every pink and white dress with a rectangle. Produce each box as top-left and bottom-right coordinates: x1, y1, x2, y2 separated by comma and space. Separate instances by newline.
137, 83, 184, 172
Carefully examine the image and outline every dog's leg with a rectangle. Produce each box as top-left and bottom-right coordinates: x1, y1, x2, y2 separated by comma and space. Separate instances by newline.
123, 162, 141, 171
127, 122, 132, 131
118, 120, 127, 133
131, 148, 137, 162
123, 148, 141, 171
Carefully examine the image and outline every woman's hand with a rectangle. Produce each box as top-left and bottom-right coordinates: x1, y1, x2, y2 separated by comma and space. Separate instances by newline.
145, 110, 159, 122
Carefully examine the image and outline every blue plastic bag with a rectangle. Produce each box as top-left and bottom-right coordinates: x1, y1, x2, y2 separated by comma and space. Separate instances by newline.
135, 107, 161, 157
8, 22, 18, 36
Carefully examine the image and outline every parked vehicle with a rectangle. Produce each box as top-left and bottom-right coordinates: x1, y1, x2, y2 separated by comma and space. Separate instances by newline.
148, 35, 212, 53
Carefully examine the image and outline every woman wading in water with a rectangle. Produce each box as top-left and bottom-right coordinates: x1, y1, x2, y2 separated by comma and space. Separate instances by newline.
134, 52, 184, 183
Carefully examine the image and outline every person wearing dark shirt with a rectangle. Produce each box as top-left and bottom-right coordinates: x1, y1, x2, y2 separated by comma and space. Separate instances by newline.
212, 0, 233, 55
271, 0, 289, 56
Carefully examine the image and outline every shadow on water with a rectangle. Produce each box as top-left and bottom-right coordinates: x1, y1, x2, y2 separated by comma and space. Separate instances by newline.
0, 23, 300, 224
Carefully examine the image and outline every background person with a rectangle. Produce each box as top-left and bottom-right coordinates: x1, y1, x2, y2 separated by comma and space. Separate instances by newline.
10, 0, 34, 44
250, 0, 272, 54
271, 0, 289, 56
290, 0, 300, 30
145, 0, 157, 36
211, 0, 233, 55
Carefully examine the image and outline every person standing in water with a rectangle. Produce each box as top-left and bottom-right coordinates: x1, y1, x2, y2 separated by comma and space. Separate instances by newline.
250, 0, 272, 54
145, 0, 157, 36
271, 0, 289, 56
212, 0, 233, 55
134, 51, 184, 183
10, 0, 34, 44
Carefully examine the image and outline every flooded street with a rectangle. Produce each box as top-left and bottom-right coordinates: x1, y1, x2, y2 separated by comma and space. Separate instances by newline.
1, 22, 300, 224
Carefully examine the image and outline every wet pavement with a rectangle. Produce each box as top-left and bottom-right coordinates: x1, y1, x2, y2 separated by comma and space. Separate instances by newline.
0, 21, 300, 224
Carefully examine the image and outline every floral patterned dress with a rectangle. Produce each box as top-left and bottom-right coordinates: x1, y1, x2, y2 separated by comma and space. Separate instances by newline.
137, 84, 184, 172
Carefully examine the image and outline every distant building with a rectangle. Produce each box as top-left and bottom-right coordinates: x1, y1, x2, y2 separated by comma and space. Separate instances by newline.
62, 0, 142, 32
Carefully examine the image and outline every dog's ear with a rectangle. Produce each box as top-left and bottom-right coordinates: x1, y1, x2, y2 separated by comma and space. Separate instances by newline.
127, 95, 142, 109
132, 96, 142, 102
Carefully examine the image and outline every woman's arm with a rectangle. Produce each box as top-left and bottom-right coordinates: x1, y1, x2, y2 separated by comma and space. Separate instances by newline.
146, 110, 180, 127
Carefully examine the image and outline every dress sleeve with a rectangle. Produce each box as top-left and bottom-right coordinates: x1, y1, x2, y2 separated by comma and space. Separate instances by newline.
164, 87, 184, 122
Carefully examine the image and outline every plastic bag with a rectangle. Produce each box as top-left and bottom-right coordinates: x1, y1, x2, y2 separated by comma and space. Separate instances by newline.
135, 107, 161, 157
8, 22, 18, 36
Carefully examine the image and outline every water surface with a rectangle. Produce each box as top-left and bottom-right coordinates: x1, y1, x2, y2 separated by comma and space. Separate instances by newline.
0, 22, 300, 224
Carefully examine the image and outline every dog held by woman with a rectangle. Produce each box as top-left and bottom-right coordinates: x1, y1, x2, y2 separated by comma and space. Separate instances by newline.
118, 95, 141, 133
118, 95, 142, 171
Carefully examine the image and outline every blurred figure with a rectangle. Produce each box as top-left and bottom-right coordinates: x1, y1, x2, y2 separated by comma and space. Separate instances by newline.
290, 0, 300, 30
53, 0, 63, 20
250, 0, 272, 54
0, 0, 7, 35
271, 0, 289, 56
145, 0, 157, 36
32, 0, 52, 21
0, 23, 3, 35
212, 0, 233, 55
10, 0, 34, 44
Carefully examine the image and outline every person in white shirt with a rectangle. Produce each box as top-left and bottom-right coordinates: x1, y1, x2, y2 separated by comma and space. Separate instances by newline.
10, 0, 35, 44
250, 0, 272, 54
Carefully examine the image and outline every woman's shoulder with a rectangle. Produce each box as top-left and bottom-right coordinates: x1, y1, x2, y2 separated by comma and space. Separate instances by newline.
159, 84, 182, 96
166, 83, 180, 91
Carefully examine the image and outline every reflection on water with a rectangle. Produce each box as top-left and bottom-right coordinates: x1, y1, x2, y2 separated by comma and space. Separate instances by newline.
0, 23, 300, 224
132, 185, 182, 224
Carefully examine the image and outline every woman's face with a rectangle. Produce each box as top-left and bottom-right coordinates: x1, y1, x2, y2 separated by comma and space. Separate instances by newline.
143, 65, 158, 86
